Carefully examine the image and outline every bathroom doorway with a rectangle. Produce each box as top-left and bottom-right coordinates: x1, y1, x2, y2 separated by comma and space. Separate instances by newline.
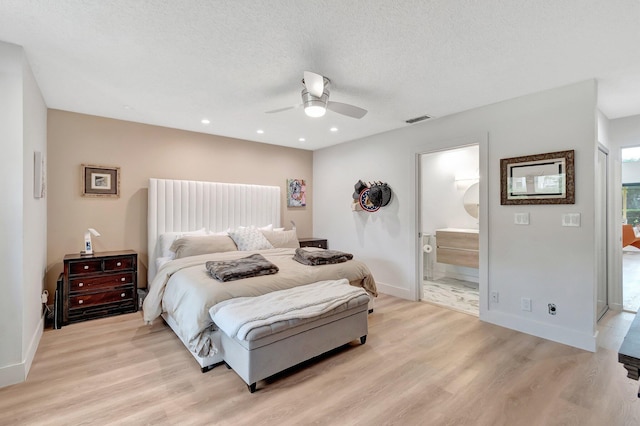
419, 144, 480, 316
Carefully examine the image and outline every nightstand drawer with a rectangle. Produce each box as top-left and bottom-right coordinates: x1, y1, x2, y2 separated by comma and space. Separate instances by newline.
298, 238, 328, 249
69, 259, 102, 275
104, 256, 134, 271
69, 272, 134, 292
69, 288, 135, 309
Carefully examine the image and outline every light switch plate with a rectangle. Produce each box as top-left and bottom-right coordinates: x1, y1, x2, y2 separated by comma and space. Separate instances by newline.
514, 212, 529, 225
562, 213, 581, 227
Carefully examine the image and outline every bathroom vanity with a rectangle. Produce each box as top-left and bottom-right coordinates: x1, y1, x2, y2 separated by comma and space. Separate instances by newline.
435, 228, 479, 269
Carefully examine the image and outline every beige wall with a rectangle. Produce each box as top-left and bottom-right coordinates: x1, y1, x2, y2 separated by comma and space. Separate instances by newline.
46, 110, 313, 293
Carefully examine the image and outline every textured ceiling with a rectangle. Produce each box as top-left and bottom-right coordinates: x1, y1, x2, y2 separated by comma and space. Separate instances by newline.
1, 0, 639, 150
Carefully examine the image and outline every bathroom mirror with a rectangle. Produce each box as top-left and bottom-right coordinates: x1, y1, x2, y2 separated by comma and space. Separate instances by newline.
463, 182, 479, 219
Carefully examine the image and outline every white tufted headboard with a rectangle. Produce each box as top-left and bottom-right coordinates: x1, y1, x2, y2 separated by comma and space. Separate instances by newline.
147, 178, 281, 285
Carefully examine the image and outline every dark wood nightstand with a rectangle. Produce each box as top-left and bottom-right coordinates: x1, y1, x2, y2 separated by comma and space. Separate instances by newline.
298, 238, 328, 249
62, 250, 138, 326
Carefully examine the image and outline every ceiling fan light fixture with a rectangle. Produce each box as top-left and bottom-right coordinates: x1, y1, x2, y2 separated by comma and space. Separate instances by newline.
302, 86, 329, 118
304, 104, 326, 117
267, 72, 367, 119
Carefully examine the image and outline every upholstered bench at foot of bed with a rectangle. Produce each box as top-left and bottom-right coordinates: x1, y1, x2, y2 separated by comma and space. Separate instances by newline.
219, 292, 370, 393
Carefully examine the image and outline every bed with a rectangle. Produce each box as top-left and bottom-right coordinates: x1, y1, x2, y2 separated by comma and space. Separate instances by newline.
142, 178, 377, 371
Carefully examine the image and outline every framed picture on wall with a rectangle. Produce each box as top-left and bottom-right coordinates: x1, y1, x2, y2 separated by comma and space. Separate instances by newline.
287, 178, 306, 207
500, 150, 574, 205
81, 164, 120, 198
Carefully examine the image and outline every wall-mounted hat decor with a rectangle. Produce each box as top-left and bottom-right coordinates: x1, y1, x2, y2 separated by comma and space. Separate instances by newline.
352, 180, 393, 212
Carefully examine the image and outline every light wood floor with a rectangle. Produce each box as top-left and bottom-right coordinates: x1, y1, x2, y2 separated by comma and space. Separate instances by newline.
2, 294, 640, 426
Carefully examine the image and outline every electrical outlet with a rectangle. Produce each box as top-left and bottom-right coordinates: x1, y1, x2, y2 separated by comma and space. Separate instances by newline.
491, 291, 499, 303
514, 212, 529, 225
521, 297, 532, 312
548, 303, 557, 315
562, 213, 581, 227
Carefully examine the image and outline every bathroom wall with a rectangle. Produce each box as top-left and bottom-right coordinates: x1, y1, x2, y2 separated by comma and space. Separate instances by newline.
420, 145, 479, 282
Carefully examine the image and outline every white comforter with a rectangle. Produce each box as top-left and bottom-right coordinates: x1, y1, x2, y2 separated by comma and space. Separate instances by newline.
210, 279, 367, 340
142, 248, 376, 357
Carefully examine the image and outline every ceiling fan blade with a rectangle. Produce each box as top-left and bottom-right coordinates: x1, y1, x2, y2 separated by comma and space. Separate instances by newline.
327, 101, 368, 119
265, 104, 301, 114
303, 71, 325, 98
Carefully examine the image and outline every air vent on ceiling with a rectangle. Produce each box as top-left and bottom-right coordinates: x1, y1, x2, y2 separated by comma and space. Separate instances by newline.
405, 114, 432, 124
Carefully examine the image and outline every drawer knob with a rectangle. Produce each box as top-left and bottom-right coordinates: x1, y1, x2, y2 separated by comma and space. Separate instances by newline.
83, 265, 89, 270
116, 262, 122, 267
78, 283, 84, 287
78, 299, 83, 304
121, 293, 126, 298
121, 277, 126, 282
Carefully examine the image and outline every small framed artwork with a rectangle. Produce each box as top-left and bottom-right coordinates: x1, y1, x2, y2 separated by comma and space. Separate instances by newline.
287, 178, 306, 207
34, 151, 46, 199
82, 164, 120, 198
500, 150, 574, 205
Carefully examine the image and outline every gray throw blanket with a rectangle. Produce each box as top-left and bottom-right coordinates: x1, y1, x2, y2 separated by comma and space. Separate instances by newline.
293, 248, 353, 266
205, 254, 279, 282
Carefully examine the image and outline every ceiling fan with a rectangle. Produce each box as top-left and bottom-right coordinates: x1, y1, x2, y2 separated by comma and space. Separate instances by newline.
266, 71, 367, 119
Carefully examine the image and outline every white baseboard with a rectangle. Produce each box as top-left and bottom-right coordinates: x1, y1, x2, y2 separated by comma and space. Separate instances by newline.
0, 316, 44, 389
25, 316, 44, 375
0, 361, 25, 389
483, 309, 596, 352
609, 302, 623, 311
376, 281, 414, 301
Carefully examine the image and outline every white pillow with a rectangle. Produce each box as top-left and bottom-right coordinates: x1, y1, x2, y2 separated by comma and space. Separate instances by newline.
273, 227, 285, 232
170, 235, 238, 259
228, 226, 274, 251
158, 228, 207, 259
235, 224, 273, 231
261, 229, 299, 248
227, 224, 273, 234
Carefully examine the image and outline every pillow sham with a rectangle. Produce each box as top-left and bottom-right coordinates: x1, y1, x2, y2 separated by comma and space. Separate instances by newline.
170, 235, 238, 259
228, 226, 274, 251
261, 229, 300, 248
158, 228, 207, 258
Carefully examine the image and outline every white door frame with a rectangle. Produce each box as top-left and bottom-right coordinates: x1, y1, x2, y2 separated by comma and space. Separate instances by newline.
596, 144, 609, 320
411, 133, 489, 318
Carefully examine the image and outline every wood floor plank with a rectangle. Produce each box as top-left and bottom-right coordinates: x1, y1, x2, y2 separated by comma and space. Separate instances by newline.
2, 295, 640, 425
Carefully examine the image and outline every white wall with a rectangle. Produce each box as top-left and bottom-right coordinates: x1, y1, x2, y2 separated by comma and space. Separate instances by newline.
21, 51, 47, 375
622, 161, 640, 184
0, 41, 47, 388
314, 80, 598, 351
611, 115, 640, 148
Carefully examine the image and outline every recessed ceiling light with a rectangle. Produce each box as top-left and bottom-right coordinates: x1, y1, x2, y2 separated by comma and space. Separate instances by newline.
330, 127, 338, 132
123, 105, 132, 110
201, 119, 210, 124
257, 129, 264, 134
299, 137, 306, 142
